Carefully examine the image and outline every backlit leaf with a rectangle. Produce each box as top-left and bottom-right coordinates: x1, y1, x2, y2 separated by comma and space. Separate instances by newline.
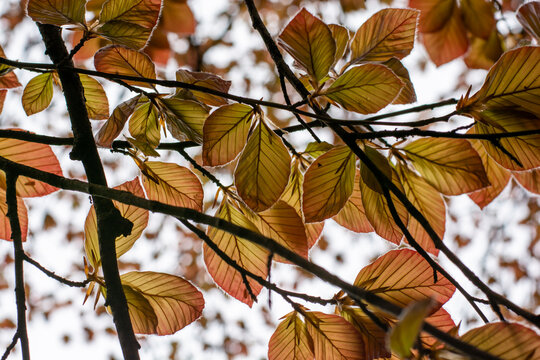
85, 179, 148, 268
459, 322, 540, 360
305, 311, 365, 360
160, 1, 196, 35
389, 299, 433, 358
464, 30, 504, 70
360, 146, 393, 193
397, 164, 444, 255
354, 249, 456, 308
350, 8, 418, 63
204, 200, 268, 306
0, 135, 63, 197
460, 0, 496, 39
203, 103, 254, 166
420, 307, 457, 348
517, 2, 540, 41
268, 312, 314, 360
384, 58, 416, 105
79, 74, 109, 120
359, 165, 408, 244
0, 189, 28, 242
0, 90, 6, 115
333, 170, 373, 233
278, 8, 336, 83
465, 46, 540, 115
302, 146, 356, 223
403, 138, 490, 195
158, 98, 209, 143
27, 0, 86, 26
122, 284, 158, 334
245, 201, 308, 263
235, 120, 291, 212
329, 24, 350, 66
99, 0, 161, 29
324, 64, 403, 114
474, 109, 540, 171
409, 0, 454, 33
468, 138, 511, 208
176, 69, 231, 106
340, 306, 390, 360
141, 162, 203, 211
0, 46, 21, 89
97, 21, 152, 50
121, 271, 204, 335
96, 95, 142, 147
514, 168, 540, 195
94, 45, 156, 88
21, 73, 54, 116
128, 100, 160, 151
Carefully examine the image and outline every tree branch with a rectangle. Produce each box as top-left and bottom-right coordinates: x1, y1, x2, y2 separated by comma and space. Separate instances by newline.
23, 254, 89, 288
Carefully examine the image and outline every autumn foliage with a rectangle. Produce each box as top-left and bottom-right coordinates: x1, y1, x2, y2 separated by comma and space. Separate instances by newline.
0, 0, 539, 359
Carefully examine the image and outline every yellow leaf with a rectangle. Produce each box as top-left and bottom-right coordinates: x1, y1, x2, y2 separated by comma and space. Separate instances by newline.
268, 312, 314, 360
305, 311, 365, 360
27, 0, 86, 26
389, 299, 434, 358
99, 0, 161, 29
128, 100, 161, 151
459, 322, 540, 360
79, 74, 109, 120
359, 165, 408, 244
403, 138, 490, 195
278, 8, 336, 83
94, 45, 156, 88
203, 103, 255, 166
304, 141, 334, 159
141, 162, 203, 211
204, 200, 268, 306
121, 271, 204, 335
474, 109, 540, 171
21, 73, 54, 116
324, 64, 403, 114
360, 146, 393, 193
122, 284, 158, 334
329, 24, 350, 67
176, 69, 231, 106
84, 178, 148, 269
0, 189, 28, 242
350, 8, 419, 63
397, 164, 445, 255
244, 201, 308, 263
97, 21, 153, 50
158, 98, 209, 143
468, 138, 511, 208
235, 120, 291, 212
302, 146, 356, 223
354, 249, 456, 308
96, 95, 142, 147
333, 169, 373, 234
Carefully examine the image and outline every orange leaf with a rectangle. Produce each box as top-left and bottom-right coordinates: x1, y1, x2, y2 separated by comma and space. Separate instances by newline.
0, 188, 28, 242
268, 311, 314, 360
244, 201, 308, 263
517, 2, 540, 41
0, 134, 63, 197
84, 178, 148, 268
420, 307, 456, 348
94, 45, 156, 88
161, 1, 196, 35
96, 95, 143, 147
468, 138, 511, 208
176, 69, 231, 106
397, 164, 444, 255
234, 120, 291, 212
409, 0, 454, 33
305, 311, 365, 360
21, 73, 54, 116
460, 0, 496, 39
27, 0, 86, 26
204, 200, 268, 306
121, 271, 204, 335
202, 103, 254, 166
333, 169, 373, 234
403, 138, 490, 195
141, 162, 203, 211
463, 29, 504, 70
324, 64, 403, 114
514, 168, 540, 195
278, 8, 336, 83
302, 146, 356, 223
459, 322, 540, 360
0, 90, 6, 115
350, 8, 418, 63
79, 74, 109, 120
354, 249, 456, 308
0, 45, 21, 89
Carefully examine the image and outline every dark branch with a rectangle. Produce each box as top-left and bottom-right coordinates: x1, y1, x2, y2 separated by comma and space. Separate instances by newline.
23, 254, 89, 288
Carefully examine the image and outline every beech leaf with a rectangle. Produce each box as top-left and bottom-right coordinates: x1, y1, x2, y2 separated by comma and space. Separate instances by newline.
517, 2, 540, 41
333, 170, 373, 234
268, 312, 314, 360
158, 98, 208, 143
21, 73, 54, 116
176, 69, 231, 106
514, 168, 540, 195
128, 100, 161, 152
79, 74, 109, 120
94, 45, 156, 88
0, 189, 28, 242
96, 95, 142, 147
27, 0, 86, 26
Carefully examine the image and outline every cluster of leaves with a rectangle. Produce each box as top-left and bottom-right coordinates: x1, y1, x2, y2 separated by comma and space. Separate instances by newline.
0, 0, 539, 359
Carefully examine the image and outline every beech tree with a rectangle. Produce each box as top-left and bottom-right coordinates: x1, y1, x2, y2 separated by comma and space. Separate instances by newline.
0, 0, 539, 359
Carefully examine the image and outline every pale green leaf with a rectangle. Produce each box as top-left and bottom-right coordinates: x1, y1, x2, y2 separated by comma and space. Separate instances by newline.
389, 299, 434, 358
22, 73, 53, 116
128, 100, 161, 151
79, 74, 109, 120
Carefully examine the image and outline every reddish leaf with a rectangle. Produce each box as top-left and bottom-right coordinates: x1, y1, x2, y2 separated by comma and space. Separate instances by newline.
354, 249, 456, 308
161, 1, 196, 35
204, 200, 268, 306
460, 0, 496, 39
409, 0, 454, 33
464, 29, 504, 70
0, 90, 6, 115
96, 95, 142, 147
0, 188, 28, 242
517, 1, 540, 41
420, 307, 456, 348
141, 162, 204, 211
278, 8, 336, 83
94, 45, 156, 88
176, 69, 231, 107
0, 135, 63, 197
268, 312, 314, 360
333, 170, 373, 234
514, 168, 540, 195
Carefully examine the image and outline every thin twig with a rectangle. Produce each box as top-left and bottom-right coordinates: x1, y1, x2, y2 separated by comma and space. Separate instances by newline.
1, 332, 18, 360
23, 254, 89, 288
